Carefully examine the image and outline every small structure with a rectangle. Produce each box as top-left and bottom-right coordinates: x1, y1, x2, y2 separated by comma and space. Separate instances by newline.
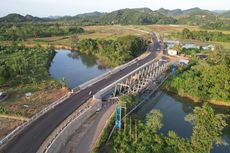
196, 53, 208, 60
202, 45, 215, 51
115, 105, 122, 128
0, 92, 8, 102
25, 92, 32, 98
168, 49, 178, 56
182, 43, 200, 49
164, 40, 180, 48
179, 59, 189, 66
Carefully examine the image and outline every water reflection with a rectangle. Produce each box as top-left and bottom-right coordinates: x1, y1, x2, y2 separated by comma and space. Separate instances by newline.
49, 49, 109, 89
136, 92, 230, 153
67, 51, 107, 70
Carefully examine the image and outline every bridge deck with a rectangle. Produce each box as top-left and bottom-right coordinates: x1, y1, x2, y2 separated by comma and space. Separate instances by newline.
2, 50, 160, 153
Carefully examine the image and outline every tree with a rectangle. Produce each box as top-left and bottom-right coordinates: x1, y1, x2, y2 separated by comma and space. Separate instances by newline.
182, 28, 192, 39
146, 109, 163, 133
185, 104, 228, 153
70, 34, 79, 48
173, 44, 183, 54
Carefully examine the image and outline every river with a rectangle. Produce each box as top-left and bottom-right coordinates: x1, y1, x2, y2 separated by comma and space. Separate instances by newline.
49, 49, 230, 153
136, 92, 230, 153
49, 49, 109, 89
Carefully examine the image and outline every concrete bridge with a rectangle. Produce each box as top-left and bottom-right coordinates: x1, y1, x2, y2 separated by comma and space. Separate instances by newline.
1, 33, 171, 153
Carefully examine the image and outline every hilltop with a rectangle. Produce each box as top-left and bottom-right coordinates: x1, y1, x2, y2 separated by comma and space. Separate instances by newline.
0, 7, 229, 30
0, 13, 44, 22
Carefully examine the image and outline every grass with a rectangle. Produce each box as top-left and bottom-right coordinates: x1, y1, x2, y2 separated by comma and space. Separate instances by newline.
214, 41, 230, 49
23, 25, 152, 47
7, 24, 228, 50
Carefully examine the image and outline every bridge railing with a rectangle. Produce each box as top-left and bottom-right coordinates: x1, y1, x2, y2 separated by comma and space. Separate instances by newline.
0, 93, 71, 146
0, 55, 143, 147
0, 50, 152, 148
72, 55, 143, 92
94, 57, 162, 100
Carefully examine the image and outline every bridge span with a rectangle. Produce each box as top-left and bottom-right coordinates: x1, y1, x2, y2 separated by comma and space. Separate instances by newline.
1, 34, 168, 153
94, 57, 169, 102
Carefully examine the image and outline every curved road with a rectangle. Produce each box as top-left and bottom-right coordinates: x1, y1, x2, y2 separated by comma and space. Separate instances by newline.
2, 40, 161, 153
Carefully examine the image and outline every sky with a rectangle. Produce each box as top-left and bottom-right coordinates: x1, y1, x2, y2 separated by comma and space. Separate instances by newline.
0, 0, 229, 17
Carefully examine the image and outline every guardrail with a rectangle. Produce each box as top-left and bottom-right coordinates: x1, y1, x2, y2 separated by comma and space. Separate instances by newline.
0, 93, 71, 146
93, 57, 162, 100
38, 101, 102, 153
72, 56, 141, 92
0, 49, 152, 149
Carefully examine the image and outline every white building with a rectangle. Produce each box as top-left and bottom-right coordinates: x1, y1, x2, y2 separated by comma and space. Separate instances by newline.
164, 40, 180, 49
182, 44, 200, 49
168, 49, 178, 56
179, 59, 189, 65
202, 45, 215, 51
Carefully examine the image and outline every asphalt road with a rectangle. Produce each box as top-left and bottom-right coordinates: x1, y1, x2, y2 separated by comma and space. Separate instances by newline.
2, 40, 161, 153
60, 102, 116, 153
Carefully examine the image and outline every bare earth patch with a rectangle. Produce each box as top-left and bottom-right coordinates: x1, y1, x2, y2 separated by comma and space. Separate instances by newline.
0, 118, 24, 140
1, 87, 69, 118
0, 87, 69, 140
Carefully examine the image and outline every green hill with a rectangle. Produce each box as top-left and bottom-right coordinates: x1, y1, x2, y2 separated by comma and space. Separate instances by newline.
98, 8, 176, 25
176, 11, 217, 26
157, 8, 183, 16
180, 7, 213, 16
1, 8, 229, 30
0, 13, 43, 22
75, 11, 106, 18
220, 11, 230, 18
157, 7, 215, 17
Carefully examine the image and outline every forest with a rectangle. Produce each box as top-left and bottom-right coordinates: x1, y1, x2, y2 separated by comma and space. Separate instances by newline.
180, 28, 230, 42
0, 45, 55, 86
1, 7, 230, 30
0, 23, 84, 41
94, 96, 228, 153
77, 35, 148, 66
165, 48, 230, 104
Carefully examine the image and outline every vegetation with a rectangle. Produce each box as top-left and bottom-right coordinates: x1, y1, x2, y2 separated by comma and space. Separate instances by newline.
0, 13, 43, 22
0, 23, 84, 41
165, 48, 230, 104
1, 8, 229, 30
97, 8, 176, 25
0, 44, 66, 117
0, 106, 22, 116
77, 35, 148, 66
180, 28, 230, 42
96, 103, 228, 153
0, 44, 55, 86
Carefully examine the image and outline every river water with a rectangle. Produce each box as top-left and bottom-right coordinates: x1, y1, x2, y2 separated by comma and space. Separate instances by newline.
136, 92, 230, 153
49, 49, 230, 153
49, 49, 109, 89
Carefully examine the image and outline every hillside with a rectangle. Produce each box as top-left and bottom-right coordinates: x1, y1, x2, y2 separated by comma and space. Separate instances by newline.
220, 11, 230, 18
75, 11, 106, 18
157, 7, 215, 17
0, 13, 43, 22
176, 10, 217, 26
98, 8, 176, 25
157, 8, 182, 16
0, 8, 229, 30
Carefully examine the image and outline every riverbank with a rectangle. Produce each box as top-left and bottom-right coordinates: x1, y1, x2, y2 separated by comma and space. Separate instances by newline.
163, 87, 230, 108
0, 46, 70, 140
24, 43, 76, 51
